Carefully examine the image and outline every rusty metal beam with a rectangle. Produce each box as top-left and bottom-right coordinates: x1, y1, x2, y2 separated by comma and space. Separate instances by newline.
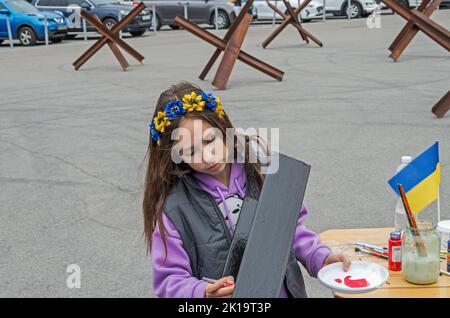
382, 0, 449, 62
73, 3, 145, 71
262, 0, 323, 48
432, 90, 450, 118
175, 8, 284, 89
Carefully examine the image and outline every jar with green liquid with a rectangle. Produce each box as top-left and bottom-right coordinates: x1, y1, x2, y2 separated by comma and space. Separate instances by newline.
402, 220, 441, 285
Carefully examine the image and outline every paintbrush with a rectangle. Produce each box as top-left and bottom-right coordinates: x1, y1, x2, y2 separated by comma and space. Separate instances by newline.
356, 242, 389, 255
202, 277, 235, 287
397, 184, 427, 256
355, 246, 389, 259
440, 270, 450, 277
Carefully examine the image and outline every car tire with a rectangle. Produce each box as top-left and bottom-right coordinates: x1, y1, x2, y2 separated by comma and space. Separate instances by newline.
149, 13, 161, 31
169, 25, 180, 30
0, 39, 4, 45
397, 0, 409, 8
103, 18, 118, 30
129, 30, 146, 36
343, 1, 363, 18
210, 9, 230, 29
287, 11, 309, 23
18, 26, 36, 46
51, 37, 63, 43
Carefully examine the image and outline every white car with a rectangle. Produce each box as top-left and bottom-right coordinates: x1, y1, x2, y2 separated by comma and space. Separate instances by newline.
322, 0, 378, 18
252, 0, 324, 22
378, 0, 419, 10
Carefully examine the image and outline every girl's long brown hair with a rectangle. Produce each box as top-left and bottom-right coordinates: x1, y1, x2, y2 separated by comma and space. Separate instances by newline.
143, 81, 267, 257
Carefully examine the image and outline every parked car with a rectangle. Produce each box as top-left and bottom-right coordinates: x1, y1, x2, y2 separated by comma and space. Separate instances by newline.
136, 0, 237, 30
377, 0, 450, 9
440, 0, 450, 7
252, 0, 324, 22
0, 0, 68, 45
375, 0, 423, 11
321, 0, 378, 18
28, 0, 152, 36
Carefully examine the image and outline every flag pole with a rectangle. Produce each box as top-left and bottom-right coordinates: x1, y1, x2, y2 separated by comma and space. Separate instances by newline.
436, 140, 440, 223
437, 186, 441, 223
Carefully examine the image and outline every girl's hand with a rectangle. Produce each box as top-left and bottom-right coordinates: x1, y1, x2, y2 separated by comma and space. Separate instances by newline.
323, 253, 352, 272
205, 276, 235, 298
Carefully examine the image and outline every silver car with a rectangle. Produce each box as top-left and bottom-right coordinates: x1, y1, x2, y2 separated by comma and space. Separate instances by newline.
124, 0, 237, 29
322, 0, 377, 18
252, 0, 324, 22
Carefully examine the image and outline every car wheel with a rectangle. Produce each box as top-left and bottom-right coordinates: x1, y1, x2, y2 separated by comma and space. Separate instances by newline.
210, 10, 230, 29
169, 25, 180, 30
149, 13, 161, 30
51, 37, 63, 43
103, 18, 117, 30
129, 30, 146, 36
296, 10, 311, 23
0, 39, 4, 45
18, 26, 36, 46
343, 1, 363, 18
65, 34, 77, 39
397, 0, 409, 8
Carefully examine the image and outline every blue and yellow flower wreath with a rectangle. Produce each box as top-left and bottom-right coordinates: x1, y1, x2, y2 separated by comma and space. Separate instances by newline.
149, 91, 225, 145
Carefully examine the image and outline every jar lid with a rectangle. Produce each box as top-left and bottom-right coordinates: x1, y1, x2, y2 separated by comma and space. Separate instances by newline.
401, 156, 412, 164
437, 220, 450, 234
390, 231, 401, 240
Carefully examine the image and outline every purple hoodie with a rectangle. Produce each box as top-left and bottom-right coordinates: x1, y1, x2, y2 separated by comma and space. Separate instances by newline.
151, 162, 332, 298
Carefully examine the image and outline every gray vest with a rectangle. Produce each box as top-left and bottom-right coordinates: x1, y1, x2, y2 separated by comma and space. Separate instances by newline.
163, 173, 307, 298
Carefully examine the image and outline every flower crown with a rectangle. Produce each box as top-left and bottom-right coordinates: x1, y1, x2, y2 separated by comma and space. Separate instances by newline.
149, 91, 225, 146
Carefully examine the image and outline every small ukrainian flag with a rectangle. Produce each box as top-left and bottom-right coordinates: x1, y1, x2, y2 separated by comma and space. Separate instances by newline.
388, 142, 441, 214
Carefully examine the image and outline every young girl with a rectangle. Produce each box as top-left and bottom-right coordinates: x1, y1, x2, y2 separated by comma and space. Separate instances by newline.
143, 81, 351, 298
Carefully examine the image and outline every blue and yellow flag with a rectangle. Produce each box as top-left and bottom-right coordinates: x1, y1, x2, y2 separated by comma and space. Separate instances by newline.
388, 142, 440, 214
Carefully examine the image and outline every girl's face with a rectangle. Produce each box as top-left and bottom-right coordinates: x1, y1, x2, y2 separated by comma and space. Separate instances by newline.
174, 117, 229, 176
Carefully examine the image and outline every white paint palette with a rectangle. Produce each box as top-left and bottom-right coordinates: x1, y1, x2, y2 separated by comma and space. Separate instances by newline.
317, 261, 389, 294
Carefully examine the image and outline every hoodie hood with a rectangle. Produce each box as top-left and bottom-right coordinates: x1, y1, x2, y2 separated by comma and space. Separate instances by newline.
192, 162, 246, 201
193, 162, 247, 232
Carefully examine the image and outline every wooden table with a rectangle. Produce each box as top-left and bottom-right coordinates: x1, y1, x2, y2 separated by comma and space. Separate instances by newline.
320, 227, 450, 298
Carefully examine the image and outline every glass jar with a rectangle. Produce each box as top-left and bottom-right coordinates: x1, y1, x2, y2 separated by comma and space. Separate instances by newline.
402, 220, 441, 285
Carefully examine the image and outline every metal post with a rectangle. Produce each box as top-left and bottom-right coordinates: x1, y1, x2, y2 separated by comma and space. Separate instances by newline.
44, 14, 49, 46
151, 5, 157, 32
272, 0, 277, 27
118, 12, 123, 39
6, 15, 13, 48
323, 0, 326, 22
347, 0, 351, 19
152, 5, 157, 32
184, 2, 188, 19
214, 6, 218, 30
82, 17, 87, 41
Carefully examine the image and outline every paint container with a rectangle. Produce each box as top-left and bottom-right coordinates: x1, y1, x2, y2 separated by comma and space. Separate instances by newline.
447, 240, 450, 272
388, 231, 402, 271
437, 220, 450, 254
402, 222, 440, 285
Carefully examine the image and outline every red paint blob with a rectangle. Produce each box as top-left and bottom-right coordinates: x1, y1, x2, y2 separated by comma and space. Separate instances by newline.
334, 276, 370, 288
343, 275, 369, 288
